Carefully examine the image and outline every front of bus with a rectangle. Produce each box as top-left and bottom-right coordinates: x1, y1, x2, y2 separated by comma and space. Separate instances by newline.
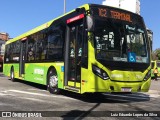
85, 4, 151, 93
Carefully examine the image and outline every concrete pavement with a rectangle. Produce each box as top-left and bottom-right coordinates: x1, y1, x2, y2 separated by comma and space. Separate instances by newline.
148, 78, 160, 98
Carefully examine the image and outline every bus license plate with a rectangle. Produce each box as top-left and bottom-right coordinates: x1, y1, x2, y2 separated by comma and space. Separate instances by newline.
121, 88, 131, 92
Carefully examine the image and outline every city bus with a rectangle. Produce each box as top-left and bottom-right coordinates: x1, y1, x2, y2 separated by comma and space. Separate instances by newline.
3, 4, 151, 94
151, 60, 160, 78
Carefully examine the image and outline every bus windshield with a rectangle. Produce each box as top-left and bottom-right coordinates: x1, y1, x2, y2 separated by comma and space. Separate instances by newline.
94, 19, 149, 64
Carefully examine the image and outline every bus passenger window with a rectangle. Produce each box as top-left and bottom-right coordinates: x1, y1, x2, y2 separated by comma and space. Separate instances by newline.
47, 31, 63, 60
28, 46, 35, 61
27, 36, 36, 61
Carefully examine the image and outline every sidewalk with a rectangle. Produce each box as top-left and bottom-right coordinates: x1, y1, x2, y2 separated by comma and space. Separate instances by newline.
149, 78, 160, 95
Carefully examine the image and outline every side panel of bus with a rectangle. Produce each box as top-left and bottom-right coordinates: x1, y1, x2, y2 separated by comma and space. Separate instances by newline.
3, 63, 19, 78
24, 63, 64, 89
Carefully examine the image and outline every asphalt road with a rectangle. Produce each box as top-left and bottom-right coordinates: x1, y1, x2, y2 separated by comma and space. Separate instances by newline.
0, 73, 160, 120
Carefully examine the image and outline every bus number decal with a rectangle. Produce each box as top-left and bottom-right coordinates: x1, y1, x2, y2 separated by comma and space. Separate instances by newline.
98, 8, 107, 17
111, 74, 123, 78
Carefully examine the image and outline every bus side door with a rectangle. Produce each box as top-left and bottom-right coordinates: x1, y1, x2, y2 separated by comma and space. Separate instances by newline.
64, 17, 84, 92
19, 38, 27, 77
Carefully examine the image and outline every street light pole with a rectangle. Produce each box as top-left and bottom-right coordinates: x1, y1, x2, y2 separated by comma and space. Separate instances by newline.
119, 0, 121, 8
64, 0, 66, 14
119, 0, 124, 8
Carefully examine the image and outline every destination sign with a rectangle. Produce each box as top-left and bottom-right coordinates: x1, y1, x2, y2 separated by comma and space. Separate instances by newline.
110, 10, 132, 22
93, 7, 133, 22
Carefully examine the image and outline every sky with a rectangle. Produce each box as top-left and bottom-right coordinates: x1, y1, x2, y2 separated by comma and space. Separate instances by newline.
0, 0, 159, 50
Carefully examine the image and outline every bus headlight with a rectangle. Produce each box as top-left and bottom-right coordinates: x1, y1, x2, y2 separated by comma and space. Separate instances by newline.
92, 64, 109, 80
143, 70, 151, 81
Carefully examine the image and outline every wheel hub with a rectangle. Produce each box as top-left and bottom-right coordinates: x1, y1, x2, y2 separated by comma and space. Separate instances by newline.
49, 75, 58, 87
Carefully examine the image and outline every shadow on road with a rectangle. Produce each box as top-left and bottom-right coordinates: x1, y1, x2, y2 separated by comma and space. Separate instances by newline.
60, 91, 150, 103
10, 79, 151, 104
61, 103, 102, 119
12, 79, 47, 91
2, 71, 150, 104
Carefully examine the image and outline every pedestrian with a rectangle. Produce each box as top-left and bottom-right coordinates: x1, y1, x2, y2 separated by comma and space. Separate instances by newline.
153, 67, 158, 81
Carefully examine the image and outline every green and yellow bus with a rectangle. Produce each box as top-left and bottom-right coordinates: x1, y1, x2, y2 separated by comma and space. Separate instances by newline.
3, 4, 151, 94
151, 60, 160, 78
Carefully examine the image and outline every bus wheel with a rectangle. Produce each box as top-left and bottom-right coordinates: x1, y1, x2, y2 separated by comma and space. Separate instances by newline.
10, 68, 15, 82
47, 69, 60, 94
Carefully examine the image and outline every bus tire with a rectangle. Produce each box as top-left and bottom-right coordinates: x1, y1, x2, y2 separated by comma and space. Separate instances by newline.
47, 69, 60, 94
10, 67, 15, 82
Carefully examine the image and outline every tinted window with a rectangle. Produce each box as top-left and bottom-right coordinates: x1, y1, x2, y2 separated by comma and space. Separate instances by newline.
46, 24, 65, 61
27, 29, 47, 61
4, 41, 20, 63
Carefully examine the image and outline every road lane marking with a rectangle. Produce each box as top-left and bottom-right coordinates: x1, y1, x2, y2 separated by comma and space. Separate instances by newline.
0, 93, 6, 96
145, 90, 160, 98
1, 89, 159, 103
17, 97, 49, 103
0, 93, 59, 104
27, 88, 48, 92
0, 93, 13, 96
148, 94, 160, 98
2, 90, 77, 100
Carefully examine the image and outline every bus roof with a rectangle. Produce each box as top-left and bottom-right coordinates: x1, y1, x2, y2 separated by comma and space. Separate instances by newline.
6, 4, 89, 44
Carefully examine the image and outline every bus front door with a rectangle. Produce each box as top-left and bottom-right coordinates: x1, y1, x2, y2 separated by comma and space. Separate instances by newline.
19, 39, 27, 77
64, 20, 84, 93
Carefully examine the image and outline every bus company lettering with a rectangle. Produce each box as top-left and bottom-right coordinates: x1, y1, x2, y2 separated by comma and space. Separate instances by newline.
111, 74, 123, 78
110, 10, 132, 22
34, 68, 44, 75
135, 75, 143, 79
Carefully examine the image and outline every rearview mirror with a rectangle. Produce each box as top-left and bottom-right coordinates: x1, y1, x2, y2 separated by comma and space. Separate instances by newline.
86, 16, 94, 32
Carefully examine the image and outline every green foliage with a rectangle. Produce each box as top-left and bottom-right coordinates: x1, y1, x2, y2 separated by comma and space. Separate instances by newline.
152, 48, 160, 60
157, 52, 160, 60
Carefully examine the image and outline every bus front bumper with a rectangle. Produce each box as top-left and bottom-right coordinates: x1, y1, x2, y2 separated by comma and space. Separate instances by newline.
108, 79, 151, 93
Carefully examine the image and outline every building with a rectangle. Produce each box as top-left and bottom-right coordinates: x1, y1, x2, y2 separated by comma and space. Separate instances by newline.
0, 32, 9, 71
102, 0, 140, 15
0, 32, 9, 55
0, 32, 9, 41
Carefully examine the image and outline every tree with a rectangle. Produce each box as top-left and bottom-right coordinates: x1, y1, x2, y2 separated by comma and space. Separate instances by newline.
152, 48, 160, 60
156, 52, 160, 60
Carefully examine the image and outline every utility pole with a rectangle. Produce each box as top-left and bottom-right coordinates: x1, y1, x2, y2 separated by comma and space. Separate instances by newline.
64, 0, 66, 14
119, 0, 124, 8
